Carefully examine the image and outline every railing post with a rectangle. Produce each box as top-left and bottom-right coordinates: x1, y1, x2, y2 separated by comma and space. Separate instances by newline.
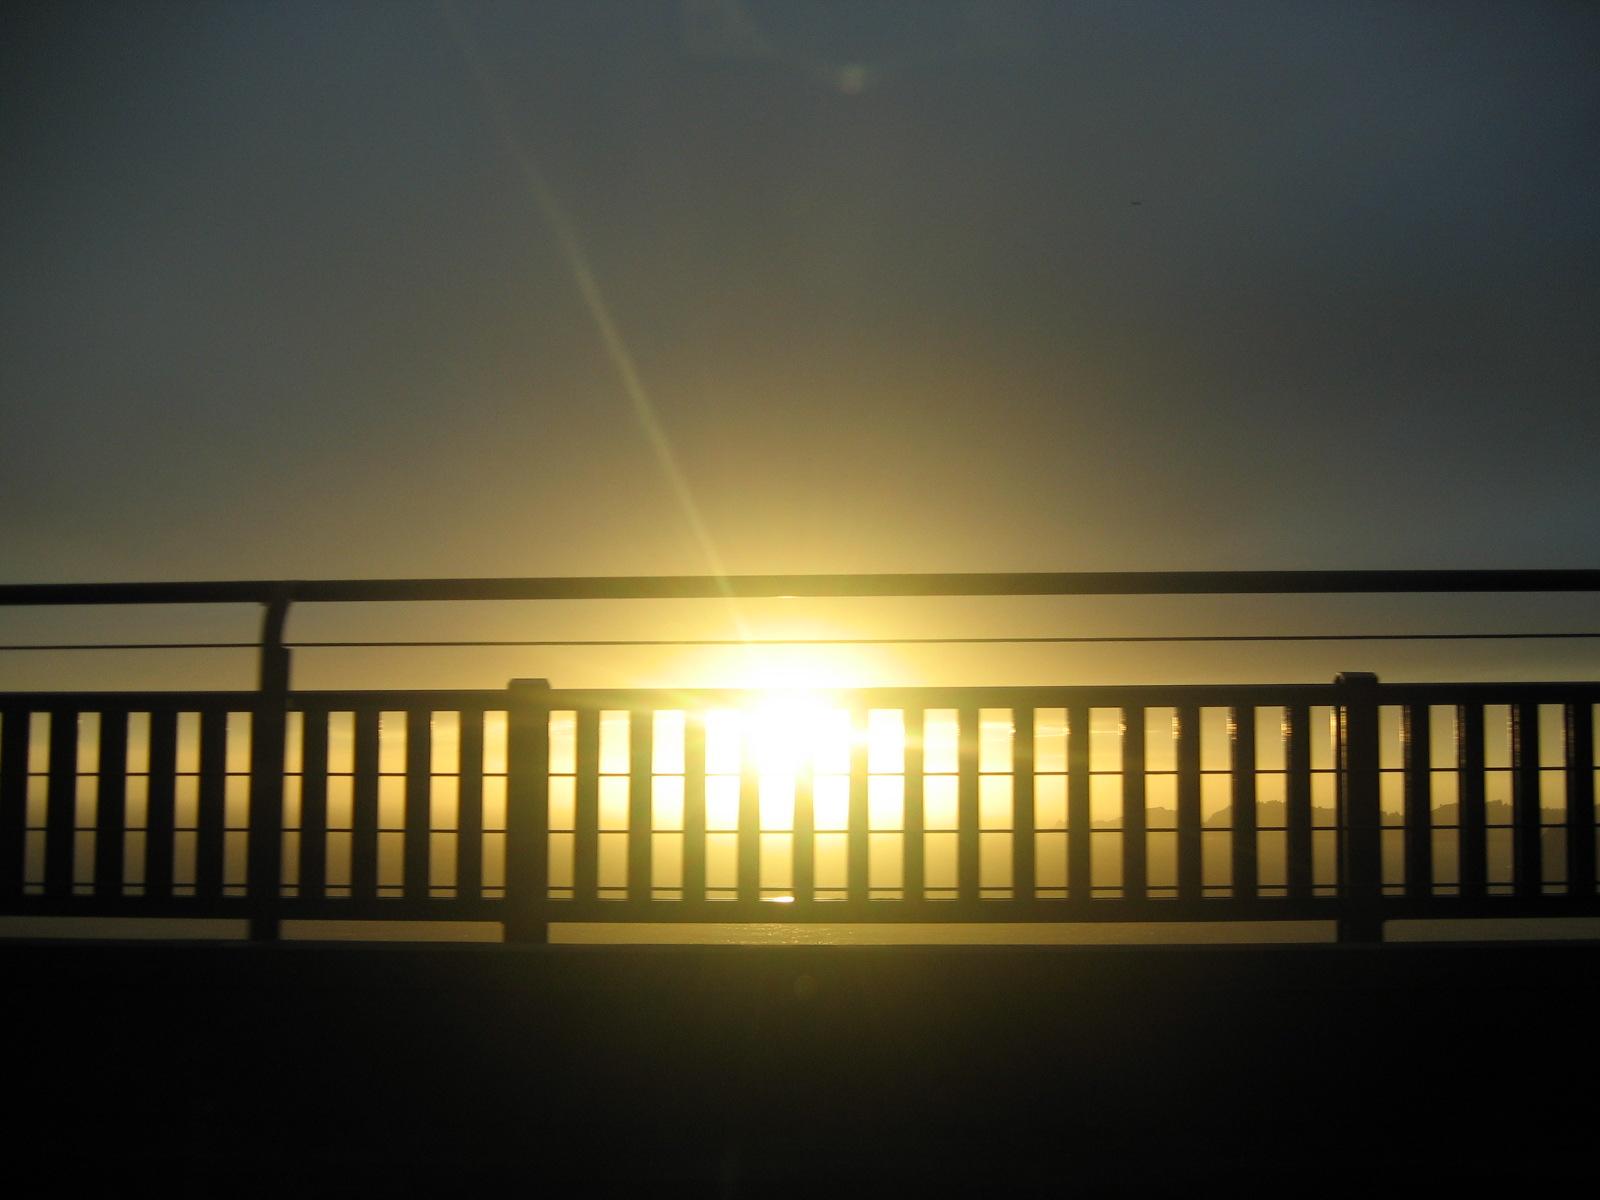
247, 585, 294, 942
505, 678, 551, 944
1335, 672, 1383, 943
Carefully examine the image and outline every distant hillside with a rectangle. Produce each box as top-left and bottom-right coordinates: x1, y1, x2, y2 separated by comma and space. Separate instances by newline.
1078, 800, 1557, 887
1094, 799, 1545, 830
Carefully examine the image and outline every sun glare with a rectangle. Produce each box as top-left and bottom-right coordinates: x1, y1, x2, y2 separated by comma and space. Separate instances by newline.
671, 634, 892, 691
749, 691, 850, 775
740, 691, 884, 902
553, 649, 910, 904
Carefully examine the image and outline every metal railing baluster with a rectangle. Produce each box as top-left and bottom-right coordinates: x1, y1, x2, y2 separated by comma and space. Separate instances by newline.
902, 707, 924, 903
1066, 705, 1090, 902
1121, 707, 1146, 903
195, 708, 226, 901
403, 709, 431, 902
573, 708, 600, 904
847, 707, 869, 906
1012, 706, 1035, 904
0, 709, 26, 898
297, 708, 329, 902
504, 683, 549, 942
1231, 706, 1257, 900
956, 706, 979, 910
1566, 703, 1596, 896
1284, 704, 1313, 901
1402, 704, 1432, 898
1511, 701, 1542, 898
1175, 705, 1202, 903
683, 709, 706, 904
739, 712, 760, 906
146, 710, 178, 902
44, 707, 76, 899
457, 705, 486, 902
350, 708, 380, 900
1457, 703, 1487, 900
794, 725, 815, 904
628, 707, 652, 903
93, 710, 127, 899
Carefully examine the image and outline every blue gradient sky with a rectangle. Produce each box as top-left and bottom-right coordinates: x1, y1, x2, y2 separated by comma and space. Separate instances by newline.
2, 1, 1597, 686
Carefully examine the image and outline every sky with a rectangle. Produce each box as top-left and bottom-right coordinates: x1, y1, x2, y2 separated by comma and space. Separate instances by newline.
2, 0, 1598, 689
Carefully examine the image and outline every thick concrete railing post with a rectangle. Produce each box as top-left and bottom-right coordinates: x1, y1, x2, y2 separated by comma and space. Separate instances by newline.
504, 678, 552, 944
1335, 672, 1383, 943
247, 585, 294, 942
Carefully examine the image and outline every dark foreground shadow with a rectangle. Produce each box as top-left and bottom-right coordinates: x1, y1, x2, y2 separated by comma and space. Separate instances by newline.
2, 940, 1594, 1199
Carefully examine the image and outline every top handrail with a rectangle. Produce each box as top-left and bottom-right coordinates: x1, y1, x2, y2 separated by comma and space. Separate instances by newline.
3, 569, 1600, 606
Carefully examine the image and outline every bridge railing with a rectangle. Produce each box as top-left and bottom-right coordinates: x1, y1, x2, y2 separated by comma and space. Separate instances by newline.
3, 675, 1597, 942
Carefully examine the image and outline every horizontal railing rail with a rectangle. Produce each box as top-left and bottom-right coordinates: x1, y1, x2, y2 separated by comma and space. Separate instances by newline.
2, 676, 1598, 943
5, 568, 1600, 606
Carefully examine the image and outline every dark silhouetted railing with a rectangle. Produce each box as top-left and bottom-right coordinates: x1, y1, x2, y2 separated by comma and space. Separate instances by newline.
2, 572, 1598, 943
3, 677, 1598, 943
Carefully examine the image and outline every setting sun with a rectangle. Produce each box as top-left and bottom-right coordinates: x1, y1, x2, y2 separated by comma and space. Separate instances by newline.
748, 691, 851, 776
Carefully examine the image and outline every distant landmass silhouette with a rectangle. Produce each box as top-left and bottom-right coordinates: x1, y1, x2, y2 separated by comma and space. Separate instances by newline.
1071, 800, 1557, 888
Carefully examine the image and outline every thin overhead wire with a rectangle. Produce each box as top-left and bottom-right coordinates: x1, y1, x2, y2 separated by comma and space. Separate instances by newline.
0, 643, 259, 652
286, 632, 1600, 647
4, 633, 1600, 652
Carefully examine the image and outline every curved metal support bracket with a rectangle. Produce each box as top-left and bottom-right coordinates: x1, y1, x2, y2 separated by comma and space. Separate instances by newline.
259, 583, 297, 697
248, 582, 299, 942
